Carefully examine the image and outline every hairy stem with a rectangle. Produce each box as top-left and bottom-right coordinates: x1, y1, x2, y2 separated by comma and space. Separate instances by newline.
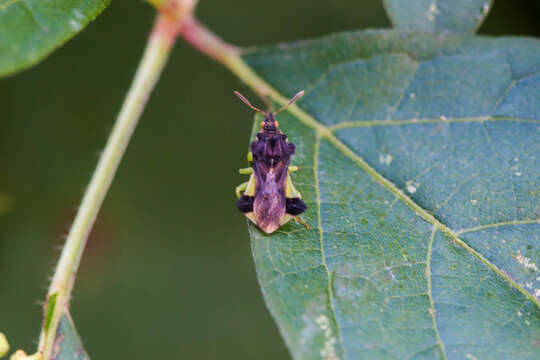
38, 14, 176, 359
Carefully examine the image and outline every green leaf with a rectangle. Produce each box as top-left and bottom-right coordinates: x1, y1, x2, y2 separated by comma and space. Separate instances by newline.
242, 30, 540, 360
382, 0, 493, 33
0, 0, 110, 77
51, 313, 89, 360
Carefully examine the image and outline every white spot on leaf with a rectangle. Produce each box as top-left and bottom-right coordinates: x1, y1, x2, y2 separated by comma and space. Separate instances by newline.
515, 250, 539, 272
406, 181, 418, 194
426, 3, 440, 21
69, 19, 82, 30
379, 154, 393, 166
73, 9, 84, 19
386, 267, 397, 281
316, 315, 339, 360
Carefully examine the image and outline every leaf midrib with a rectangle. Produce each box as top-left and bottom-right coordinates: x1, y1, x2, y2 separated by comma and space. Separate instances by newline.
248, 66, 540, 311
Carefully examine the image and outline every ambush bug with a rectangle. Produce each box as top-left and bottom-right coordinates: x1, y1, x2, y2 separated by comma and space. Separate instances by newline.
234, 90, 309, 234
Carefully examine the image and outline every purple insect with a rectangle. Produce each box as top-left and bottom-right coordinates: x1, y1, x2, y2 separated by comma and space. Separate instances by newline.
234, 90, 309, 234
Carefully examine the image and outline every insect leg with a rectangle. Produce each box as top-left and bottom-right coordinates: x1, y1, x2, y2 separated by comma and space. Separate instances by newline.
289, 165, 299, 172
235, 182, 248, 198
294, 216, 310, 230
246, 151, 253, 162
238, 167, 253, 175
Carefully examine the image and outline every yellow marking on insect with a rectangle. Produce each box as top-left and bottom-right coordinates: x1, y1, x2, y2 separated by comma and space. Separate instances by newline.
244, 173, 256, 196
280, 214, 293, 226
245, 212, 257, 224
285, 173, 302, 198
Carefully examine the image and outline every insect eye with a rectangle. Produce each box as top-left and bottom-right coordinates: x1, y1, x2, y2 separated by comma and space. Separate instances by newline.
260, 121, 264, 127
275, 121, 279, 127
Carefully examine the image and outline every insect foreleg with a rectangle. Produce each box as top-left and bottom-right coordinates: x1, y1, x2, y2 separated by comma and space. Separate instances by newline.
235, 182, 248, 198
246, 151, 253, 162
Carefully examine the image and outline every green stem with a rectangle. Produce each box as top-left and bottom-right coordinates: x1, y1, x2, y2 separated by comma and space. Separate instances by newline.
179, 16, 326, 130
179, 16, 273, 99
38, 14, 176, 359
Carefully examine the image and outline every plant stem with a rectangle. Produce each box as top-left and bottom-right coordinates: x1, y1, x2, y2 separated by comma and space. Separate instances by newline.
179, 16, 281, 101
38, 13, 176, 360
179, 16, 323, 132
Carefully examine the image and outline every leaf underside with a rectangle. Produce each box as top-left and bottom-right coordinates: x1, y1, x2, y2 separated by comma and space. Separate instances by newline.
242, 31, 540, 360
0, 0, 110, 77
52, 313, 89, 360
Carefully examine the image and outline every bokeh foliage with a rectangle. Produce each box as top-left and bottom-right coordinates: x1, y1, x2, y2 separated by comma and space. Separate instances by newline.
0, 0, 110, 77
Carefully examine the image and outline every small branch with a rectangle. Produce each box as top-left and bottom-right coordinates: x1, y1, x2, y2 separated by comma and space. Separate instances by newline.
179, 16, 285, 102
37, 13, 177, 360
179, 16, 240, 64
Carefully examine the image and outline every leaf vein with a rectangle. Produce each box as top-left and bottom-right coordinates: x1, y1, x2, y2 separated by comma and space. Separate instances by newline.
21, 0, 47, 32
258, 75, 540, 309
454, 219, 540, 235
313, 134, 346, 359
427, 227, 447, 360
329, 117, 540, 131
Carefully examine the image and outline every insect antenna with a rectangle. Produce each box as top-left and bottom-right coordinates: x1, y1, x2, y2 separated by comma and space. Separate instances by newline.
234, 91, 267, 115
273, 90, 304, 115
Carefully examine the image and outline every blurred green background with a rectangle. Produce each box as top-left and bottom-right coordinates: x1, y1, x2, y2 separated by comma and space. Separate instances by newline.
1, 0, 538, 358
